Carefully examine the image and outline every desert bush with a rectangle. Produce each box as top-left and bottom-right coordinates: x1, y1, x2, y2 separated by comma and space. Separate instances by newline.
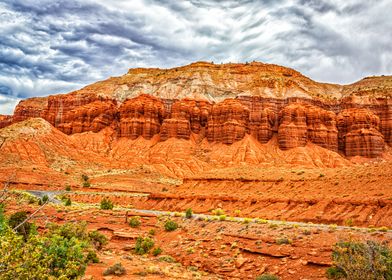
219, 214, 226, 221
152, 247, 162, 256
164, 220, 178, 231
212, 208, 225, 215
158, 255, 176, 263
327, 240, 392, 279
100, 197, 114, 210
82, 174, 91, 187
65, 184, 71, 191
86, 249, 99, 263
243, 218, 252, 224
46, 221, 89, 240
256, 274, 279, 280
129, 216, 141, 228
185, 208, 193, 219
344, 218, 354, 227
276, 237, 292, 245
135, 236, 155, 255
64, 197, 72, 206
148, 229, 156, 236
103, 262, 126, 276
88, 230, 108, 250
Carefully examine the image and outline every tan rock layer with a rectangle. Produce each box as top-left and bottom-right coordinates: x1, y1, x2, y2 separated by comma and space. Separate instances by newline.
1, 95, 391, 158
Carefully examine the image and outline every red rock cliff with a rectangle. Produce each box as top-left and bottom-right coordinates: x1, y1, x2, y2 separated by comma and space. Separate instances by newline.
2, 62, 392, 158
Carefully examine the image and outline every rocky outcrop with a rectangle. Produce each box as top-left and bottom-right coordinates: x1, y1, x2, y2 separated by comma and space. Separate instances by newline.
206, 99, 249, 144
277, 104, 338, 151
13, 97, 47, 123
0, 115, 12, 129
306, 106, 338, 151
56, 100, 117, 134
337, 108, 384, 157
278, 104, 308, 150
160, 100, 211, 141
119, 94, 164, 139
249, 108, 276, 144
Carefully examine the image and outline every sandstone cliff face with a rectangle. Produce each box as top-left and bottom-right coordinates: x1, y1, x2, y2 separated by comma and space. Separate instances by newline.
119, 94, 164, 139
160, 99, 211, 141
206, 99, 249, 144
249, 107, 276, 144
337, 108, 384, 157
56, 100, 117, 134
3, 62, 392, 159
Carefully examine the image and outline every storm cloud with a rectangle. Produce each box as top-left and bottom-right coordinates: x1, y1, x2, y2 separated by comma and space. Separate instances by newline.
0, 0, 391, 114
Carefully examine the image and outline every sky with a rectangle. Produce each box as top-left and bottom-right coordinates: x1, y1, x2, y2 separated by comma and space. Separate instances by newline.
0, 0, 391, 114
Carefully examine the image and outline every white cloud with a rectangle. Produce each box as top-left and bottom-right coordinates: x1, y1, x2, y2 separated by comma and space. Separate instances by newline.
0, 94, 20, 115
0, 0, 391, 108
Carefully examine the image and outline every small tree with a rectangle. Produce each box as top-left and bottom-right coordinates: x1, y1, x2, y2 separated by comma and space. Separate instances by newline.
65, 197, 72, 206
8, 211, 31, 240
327, 240, 392, 279
185, 208, 193, 219
100, 197, 114, 210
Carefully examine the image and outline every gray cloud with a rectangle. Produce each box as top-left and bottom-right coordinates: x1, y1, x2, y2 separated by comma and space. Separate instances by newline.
0, 0, 391, 114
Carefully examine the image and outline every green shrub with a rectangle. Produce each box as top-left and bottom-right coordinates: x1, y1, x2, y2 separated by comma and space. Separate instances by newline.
326, 266, 346, 279
0, 203, 6, 234
148, 229, 156, 236
152, 247, 162, 256
185, 208, 193, 219
256, 274, 279, 280
86, 249, 99, 263
219, 214, 226, 221
103, 262, 126, 276
42, 194, 49, 203
0, 221, 99, 279
82, 174, 91, 187
164, 220, 178, 231
88, 230, 108, 250
158, 255, 176, 263
65, 184, 71, 191
276, 237, 292, 245
129, 216, 141, 228
344, 218, 354, 227
327, 240, 392, 279
65, 197, 72, 206
83, 181, 91, 188
135, 236, 155, 255
100, 197, 114, 210
211, 208, 225, 215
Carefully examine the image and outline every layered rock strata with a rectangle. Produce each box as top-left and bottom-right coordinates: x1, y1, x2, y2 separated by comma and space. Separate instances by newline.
1, 62, 391, 158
